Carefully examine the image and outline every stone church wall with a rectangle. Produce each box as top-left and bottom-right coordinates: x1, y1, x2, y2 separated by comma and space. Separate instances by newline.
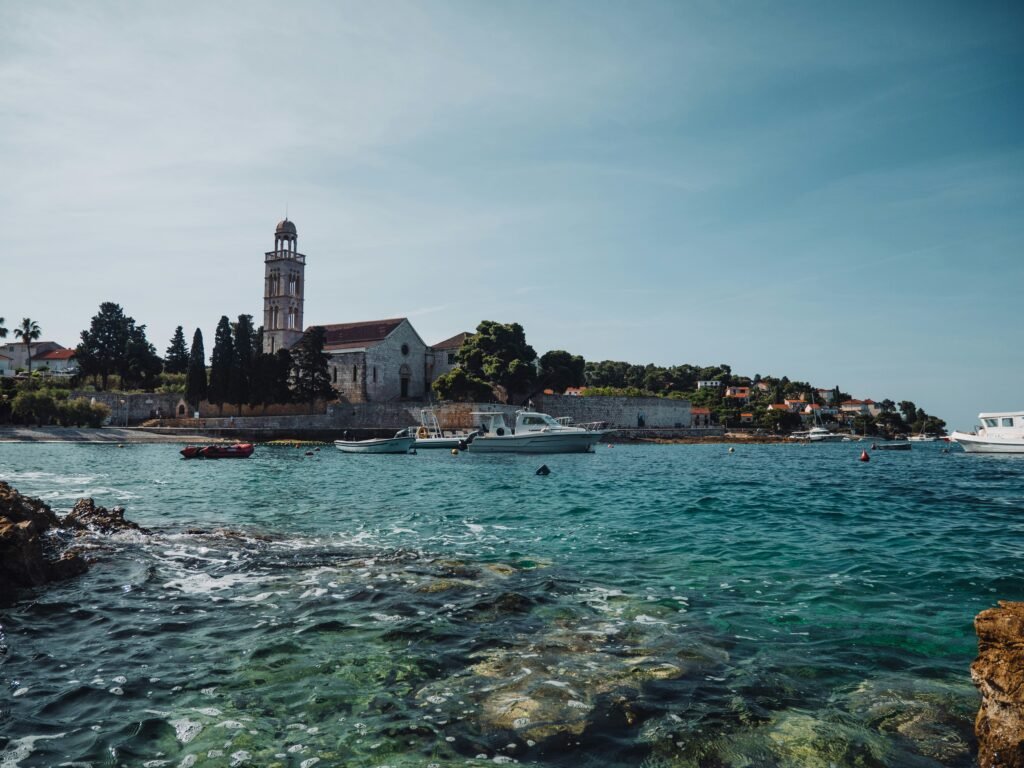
363, 321, 428, 402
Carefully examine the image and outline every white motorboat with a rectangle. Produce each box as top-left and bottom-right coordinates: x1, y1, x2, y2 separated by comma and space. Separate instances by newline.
402, 409, 472, 449
951, 412, 1024, 454
787, 426, 844, 442
334, 431, 416, 454
466, 410, 609, 454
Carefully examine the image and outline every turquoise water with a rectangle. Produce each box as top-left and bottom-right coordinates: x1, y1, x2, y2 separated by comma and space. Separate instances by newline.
1, 441, 1021, 767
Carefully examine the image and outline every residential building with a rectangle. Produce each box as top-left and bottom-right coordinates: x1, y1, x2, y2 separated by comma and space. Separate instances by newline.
691, 407, 711, 426
0, 341, 68, 372
428, 331, 471, 384
696, 380, 721, 390
0, 353, 12, 377
35, 348, 77, 375
740, 412, 753, 424
725, 386, 750, 401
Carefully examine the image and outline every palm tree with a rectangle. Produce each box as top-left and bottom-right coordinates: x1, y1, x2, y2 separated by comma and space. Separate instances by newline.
14, 318, 41, 374
0, 317, 7, 339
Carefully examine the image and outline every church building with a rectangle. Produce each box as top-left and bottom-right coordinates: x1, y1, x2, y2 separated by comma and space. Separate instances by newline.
261, 219, 466, 403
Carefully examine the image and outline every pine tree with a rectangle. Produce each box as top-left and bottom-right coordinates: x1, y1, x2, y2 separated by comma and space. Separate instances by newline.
207, 316, 234, 411
229, 314, 254, 413
164, 326, 189, 374
185, 328, 207, 408
291, 326, 333, 409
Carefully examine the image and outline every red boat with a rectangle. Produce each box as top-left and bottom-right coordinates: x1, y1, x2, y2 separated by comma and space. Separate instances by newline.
180, 443, 255, 460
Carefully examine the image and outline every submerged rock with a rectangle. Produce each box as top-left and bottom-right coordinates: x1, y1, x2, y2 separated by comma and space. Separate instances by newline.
66, 497, 149, 534
973, 601, 1024, 768
0, 481, 143, 603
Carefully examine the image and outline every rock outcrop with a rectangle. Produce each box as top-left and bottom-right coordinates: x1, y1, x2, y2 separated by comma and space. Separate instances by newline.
0, 481, 143, 604
973, 601, 1024, 767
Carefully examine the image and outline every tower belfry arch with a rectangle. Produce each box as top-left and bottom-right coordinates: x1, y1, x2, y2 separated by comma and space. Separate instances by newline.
263, 218, 306, 354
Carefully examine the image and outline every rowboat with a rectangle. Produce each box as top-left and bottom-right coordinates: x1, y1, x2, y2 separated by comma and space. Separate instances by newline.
334, 431, 415, 454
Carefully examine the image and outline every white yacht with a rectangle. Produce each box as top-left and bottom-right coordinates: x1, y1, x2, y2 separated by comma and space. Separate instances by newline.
951, 412, 1024, 454
788, 426, 845, 442
466, 410, 609, 454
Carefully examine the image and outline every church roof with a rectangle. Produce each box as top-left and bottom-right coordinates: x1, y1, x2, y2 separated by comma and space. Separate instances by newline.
319, 318, 407, 350
431, 331, 471, 351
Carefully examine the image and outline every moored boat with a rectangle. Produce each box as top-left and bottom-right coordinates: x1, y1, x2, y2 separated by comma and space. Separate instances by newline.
334, 431, 416, 454
871, 440, 911, 451
180, 443, 255, 459
788, 426, 844, 442
402, 409, 472, 449
465, 410, 608, 454
951, 412, 1024, 454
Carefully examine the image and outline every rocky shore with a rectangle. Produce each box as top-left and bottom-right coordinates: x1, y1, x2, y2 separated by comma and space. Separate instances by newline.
973, 601, 1024, 767
0, 481, 145, 604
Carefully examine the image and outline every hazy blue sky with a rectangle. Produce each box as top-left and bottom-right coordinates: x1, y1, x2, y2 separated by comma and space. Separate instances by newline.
2, 1, 1022, 429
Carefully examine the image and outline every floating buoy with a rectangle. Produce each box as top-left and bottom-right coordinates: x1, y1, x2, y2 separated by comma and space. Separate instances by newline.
451, 448, 459, 456
536, 464, 551, 476
118, 444, 124, 449
305, 451, 314, 456
728, 447, 735, 453
859, 450, 870, 462
607, 444, 614, 448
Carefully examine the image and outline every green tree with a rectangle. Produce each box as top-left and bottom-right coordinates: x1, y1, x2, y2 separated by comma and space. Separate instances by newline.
458, 321, 537, 403
229, 314, 255, 413
432, 367, 495, 402
76, 303, 133, 389
121, 324, 163, 390
185, 328, 208, 409
164, 326, 189, 374
0, 317, 7, 339
291, 326, 333, 409
14, 318, 41, 374
537, 350, 586, 394
899, 400, 918, 425
207, 316, 234, 411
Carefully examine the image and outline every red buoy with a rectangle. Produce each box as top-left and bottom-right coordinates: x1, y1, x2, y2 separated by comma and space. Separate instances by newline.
859, 450, 870, 462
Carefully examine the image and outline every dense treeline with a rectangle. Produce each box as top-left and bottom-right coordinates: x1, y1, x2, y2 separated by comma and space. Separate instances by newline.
0, 378, 110, 427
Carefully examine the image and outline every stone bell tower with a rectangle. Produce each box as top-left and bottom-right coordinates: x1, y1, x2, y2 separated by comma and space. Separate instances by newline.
263, 218, 306, 354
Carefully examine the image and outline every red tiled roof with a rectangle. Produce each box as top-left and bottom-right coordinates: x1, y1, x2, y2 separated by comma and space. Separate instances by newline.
317, 318, 406, 350
691, 407, 711, 414
431, 332, 471, 351
563, 387, 587, 395
740, 412, 753, 417
841, 399, 865, 405
37, 348, 76, 360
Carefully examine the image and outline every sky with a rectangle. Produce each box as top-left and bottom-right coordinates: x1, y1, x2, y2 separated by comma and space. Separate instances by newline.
1, 1, 1022, 430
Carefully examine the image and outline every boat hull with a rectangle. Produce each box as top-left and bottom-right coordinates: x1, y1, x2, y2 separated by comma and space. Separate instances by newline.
181, 443, 254, 459
466, 432, 603, 454
951, 432, 1024, 454
334, 437, 415, 454
873, 442, 911, 451
414, 437, 465, 449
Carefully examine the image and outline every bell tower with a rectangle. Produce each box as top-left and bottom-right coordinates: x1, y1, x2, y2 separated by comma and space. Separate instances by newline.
263, 218, 306, 354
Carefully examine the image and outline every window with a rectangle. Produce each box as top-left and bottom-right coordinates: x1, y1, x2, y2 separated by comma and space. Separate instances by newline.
332, 367, 337, 383
352, 366, 358, 382
401, 343, 409, 356
984, 418, 998, 427
1002, 418, 1014, 427
373, 367, 377, 383
447, 353, 456, 365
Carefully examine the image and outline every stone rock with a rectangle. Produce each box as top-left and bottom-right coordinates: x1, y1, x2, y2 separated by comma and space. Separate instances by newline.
66, 497, 149, 534
973, 601, 1024, 767
0, 481, 144, 603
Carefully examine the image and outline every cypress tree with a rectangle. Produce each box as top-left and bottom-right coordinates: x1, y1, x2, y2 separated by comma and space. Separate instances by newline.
208, 316, 234, 411
164, 326, 189, 374
229, 314, 254, 413
185, 328, 207, 408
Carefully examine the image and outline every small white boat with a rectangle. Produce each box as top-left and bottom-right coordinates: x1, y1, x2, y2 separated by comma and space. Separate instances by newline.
951, 412, 1024, 454
466, 410, 608, 454
787, 426, 844, 442
334, 431, 416, 454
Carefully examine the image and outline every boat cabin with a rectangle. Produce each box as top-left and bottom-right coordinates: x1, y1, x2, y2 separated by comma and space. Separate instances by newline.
472, 410, 568, 436
978, 412, 1024, 433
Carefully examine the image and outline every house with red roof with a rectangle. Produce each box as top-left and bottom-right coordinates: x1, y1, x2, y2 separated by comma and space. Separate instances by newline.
724, 386, 750, 401
691, 407, 711, 427
36, 347, 77, 375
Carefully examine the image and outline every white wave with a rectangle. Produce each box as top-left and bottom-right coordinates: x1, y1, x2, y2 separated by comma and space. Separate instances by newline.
0, 733, 66, 768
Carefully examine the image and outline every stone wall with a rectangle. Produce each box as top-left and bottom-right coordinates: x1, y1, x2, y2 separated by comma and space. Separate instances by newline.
73, 392, 182, 425
364, 321, 429, 401
534, 394, 692, 429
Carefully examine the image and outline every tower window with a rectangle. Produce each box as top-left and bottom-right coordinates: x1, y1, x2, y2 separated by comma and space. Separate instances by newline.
401, 343, 409, 356
352, 366, 357, 382
373, 366, 377, 383
332, 367, 337, 383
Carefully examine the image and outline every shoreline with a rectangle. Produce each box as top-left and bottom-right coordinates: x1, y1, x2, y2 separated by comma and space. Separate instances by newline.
0, 425, 804, 445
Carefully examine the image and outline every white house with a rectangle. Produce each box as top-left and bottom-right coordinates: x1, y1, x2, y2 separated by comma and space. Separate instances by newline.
0, 353, 12, 377
696, 380, 721, 390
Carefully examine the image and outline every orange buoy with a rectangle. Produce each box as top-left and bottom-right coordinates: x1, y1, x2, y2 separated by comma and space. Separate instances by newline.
859, 450, 870, 462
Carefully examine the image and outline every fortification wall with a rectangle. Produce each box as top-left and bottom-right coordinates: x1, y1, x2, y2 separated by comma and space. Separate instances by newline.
534, 394, 692, 428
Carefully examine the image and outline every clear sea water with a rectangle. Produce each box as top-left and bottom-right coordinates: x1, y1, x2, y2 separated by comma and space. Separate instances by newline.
1, 441, 1022, 767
